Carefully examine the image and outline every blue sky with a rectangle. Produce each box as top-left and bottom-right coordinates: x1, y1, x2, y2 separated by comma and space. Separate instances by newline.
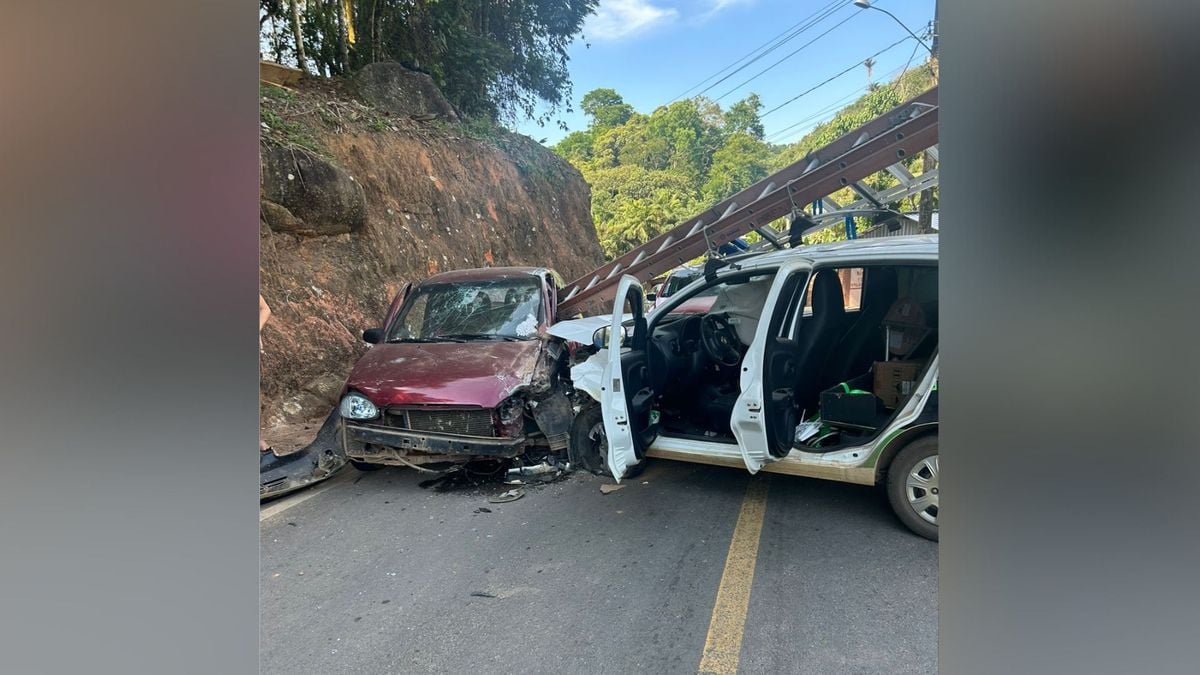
513, 0, 936, 146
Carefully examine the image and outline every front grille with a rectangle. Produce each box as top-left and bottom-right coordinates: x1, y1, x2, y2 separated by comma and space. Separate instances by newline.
385, 408, 496, 437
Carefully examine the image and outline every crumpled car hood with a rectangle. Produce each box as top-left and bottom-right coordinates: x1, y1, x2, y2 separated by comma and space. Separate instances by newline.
347, 340, 543, 409
546, 313, 633, 344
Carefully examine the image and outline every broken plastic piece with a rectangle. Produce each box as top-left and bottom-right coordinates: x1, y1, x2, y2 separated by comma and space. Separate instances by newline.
488, 488, 525, 503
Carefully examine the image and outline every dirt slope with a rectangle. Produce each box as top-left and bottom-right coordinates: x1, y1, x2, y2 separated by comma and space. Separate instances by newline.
259, 67, 604, 427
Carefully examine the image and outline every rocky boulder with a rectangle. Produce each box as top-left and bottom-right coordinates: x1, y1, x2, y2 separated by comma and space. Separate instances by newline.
261, 146, 367, 236
354, 62, 459, 122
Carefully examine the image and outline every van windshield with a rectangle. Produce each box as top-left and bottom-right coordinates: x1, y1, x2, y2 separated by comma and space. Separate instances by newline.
388, 278, 543, 342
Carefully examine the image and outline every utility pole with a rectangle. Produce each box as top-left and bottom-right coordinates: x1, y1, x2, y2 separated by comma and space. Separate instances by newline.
930, 0, 939, 60
918, 0, 939, 234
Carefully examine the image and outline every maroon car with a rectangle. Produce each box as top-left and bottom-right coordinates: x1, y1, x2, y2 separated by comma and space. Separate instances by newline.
338, 267, 575, 470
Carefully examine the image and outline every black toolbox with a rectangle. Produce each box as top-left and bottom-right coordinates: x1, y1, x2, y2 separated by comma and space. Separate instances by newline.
820, 372, 884, 430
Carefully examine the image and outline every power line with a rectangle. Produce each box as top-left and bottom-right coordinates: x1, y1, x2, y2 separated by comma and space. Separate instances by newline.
897, 28, 921, 82
667, 0, 848, 104
712, 7, 863, 102
760, 34, 912, 119
668, 0, 844, 102
765, 60, 909, 144
765, 88, 866, 143
766, 19, 934, 143
689, 1, 848, 102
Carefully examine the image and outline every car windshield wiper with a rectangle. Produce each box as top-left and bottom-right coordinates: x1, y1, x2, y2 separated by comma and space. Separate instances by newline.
433, 333, 523, 342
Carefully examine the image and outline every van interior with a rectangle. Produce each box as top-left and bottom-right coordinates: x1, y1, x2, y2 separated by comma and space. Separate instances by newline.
639, 263, 938, 453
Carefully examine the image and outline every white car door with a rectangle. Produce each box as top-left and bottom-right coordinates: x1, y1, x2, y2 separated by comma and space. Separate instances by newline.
599, 275, 653, 481
730, 262, 811, 473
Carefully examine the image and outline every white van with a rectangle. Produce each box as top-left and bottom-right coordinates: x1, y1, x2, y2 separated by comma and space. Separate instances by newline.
549, 236, 940, 540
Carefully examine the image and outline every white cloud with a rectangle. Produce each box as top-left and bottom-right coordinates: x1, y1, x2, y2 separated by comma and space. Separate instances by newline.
699, 0, 755, 21
586, 0, 679, 40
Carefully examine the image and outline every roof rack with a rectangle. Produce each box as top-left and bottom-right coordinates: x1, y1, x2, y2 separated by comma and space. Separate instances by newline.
557, 86, 939, 315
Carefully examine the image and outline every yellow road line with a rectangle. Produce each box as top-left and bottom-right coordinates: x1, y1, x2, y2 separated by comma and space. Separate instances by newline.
698, 475, 771, 675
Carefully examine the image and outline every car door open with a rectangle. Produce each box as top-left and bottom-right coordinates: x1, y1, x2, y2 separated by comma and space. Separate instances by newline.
599, 276, 656, 480
731, 262, 810, 473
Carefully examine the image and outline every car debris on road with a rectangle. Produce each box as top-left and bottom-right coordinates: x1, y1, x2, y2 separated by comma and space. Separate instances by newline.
260, 407, 347, 500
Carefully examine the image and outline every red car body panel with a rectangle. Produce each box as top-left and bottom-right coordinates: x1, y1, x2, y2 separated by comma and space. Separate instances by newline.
346, 340, 542, 409
346, 267, 559, 411
669, 296, 717, 315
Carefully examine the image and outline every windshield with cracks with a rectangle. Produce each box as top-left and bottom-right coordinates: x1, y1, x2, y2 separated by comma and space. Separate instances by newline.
387, 278, 544, 342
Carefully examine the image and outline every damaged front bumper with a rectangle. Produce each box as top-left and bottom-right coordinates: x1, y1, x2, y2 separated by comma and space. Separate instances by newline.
344, 423, 527, 462
260, 408, 347, 500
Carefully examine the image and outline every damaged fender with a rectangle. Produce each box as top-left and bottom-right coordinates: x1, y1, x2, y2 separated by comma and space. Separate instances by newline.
521, 338, 574, 452
260, 407, 347, 500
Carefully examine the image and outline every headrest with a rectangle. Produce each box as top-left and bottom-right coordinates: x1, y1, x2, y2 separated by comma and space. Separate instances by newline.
862, 267, 898, 309
812, 270, 845, 316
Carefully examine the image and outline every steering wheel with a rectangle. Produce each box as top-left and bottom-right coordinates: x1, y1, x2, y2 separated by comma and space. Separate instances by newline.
700, 314, 742, 367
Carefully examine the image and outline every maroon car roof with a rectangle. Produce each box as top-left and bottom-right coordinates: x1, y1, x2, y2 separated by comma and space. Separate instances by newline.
420, 266, 552, 285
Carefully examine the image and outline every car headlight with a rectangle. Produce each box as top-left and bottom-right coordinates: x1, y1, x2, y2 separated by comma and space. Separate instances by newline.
497, 396, 526, 423
339, 392, 379, 420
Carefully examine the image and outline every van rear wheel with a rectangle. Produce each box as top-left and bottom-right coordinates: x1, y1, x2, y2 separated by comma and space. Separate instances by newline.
886, 435, 939, 541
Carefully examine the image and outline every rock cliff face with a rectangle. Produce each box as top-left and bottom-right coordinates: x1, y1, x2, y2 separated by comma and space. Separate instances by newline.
259, 66, 604, 426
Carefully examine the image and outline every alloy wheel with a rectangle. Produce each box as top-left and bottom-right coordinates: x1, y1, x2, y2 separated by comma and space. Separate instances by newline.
904, 454, 939, 524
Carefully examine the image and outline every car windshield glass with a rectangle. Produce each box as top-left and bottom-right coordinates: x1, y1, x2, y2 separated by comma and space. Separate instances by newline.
663, 272, 717, 298
388, 278, 543, 342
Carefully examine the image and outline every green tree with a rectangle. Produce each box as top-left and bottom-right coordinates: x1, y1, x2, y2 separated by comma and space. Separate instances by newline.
588, 166, 701, 258
553, 129, 595, 165
702, 133, 769, 203
723, 94, 764, 140
581, 88, 634, 130
554, 66, 937, 261
259, 1, 599, 124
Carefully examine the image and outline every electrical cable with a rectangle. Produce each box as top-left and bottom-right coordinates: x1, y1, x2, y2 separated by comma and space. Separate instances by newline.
711, 7, 863, 102
667, 0, 848, 103
760, 34, 912, 118
765, 60, 909, 143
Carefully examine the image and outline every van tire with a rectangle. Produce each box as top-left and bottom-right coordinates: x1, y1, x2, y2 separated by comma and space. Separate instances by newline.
886, 435, 939, 541
569, 403, 645, 480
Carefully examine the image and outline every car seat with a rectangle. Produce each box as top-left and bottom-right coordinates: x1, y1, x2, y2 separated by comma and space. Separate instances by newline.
818, 267, 898, 388
791, 269, 847, 413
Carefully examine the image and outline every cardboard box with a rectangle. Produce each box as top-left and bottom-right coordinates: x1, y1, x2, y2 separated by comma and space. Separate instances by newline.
874, 361, 922, 408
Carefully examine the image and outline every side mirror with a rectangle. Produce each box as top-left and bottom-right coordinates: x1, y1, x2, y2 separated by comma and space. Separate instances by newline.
592, 325, 630, 349
645, 292, 657, 303
362, 328, 384, 344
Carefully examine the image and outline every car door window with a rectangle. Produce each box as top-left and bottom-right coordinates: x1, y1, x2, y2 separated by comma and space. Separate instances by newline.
802, 267, 863, 315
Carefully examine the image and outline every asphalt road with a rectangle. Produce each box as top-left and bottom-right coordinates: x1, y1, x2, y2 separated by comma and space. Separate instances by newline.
261, 459, 937, 674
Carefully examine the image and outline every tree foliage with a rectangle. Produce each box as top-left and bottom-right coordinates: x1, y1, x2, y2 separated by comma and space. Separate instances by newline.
723, 94, 764, 140
260, 0, 598, 124
556, 64, 938, 260
702, 133, 769, 203
588, 166, 701, 259
554, 92, 767, 258
580, 88, 634, 130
